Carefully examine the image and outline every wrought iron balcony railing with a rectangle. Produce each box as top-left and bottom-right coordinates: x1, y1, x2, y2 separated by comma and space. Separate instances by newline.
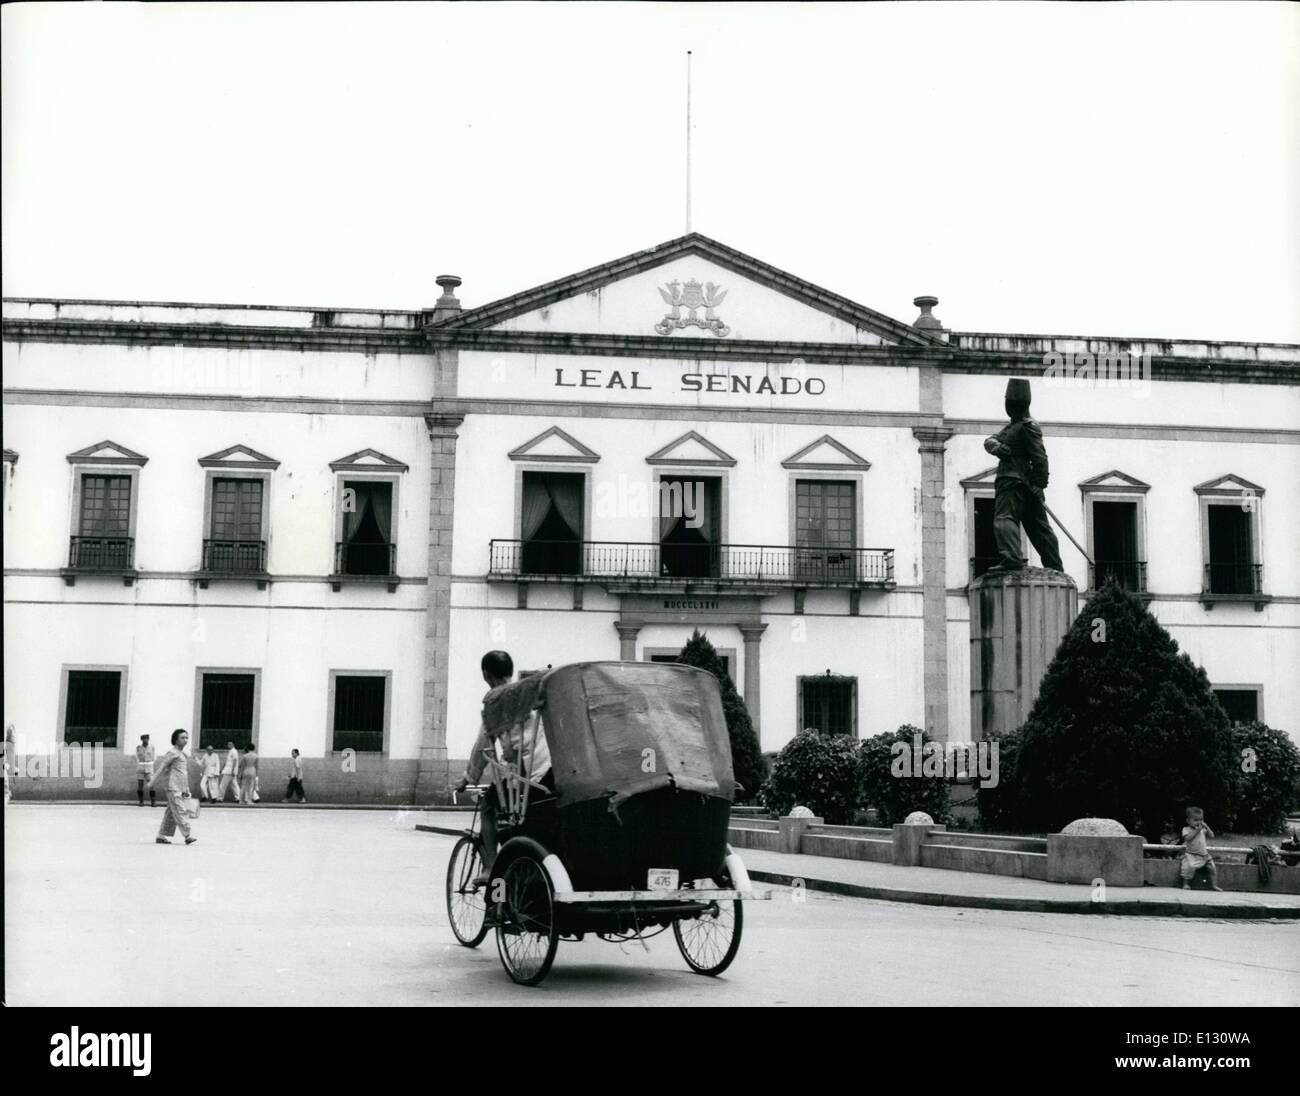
202, 539, 268, 574
1089, 559, 1148, 593
68, 535, 134, 571
488, 539, 895, 587
334, 541, 397, 578
1203, 562, 1263, 597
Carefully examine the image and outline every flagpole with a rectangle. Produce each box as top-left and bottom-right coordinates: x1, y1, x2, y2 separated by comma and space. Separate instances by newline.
685, 50, 692, 233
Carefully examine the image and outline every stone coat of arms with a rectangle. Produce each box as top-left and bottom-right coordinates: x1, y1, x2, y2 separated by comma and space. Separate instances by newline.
655, 278, 730, 337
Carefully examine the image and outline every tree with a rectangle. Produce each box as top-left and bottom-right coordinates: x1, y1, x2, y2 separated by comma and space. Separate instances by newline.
1229, 721, 1300, 834
675, 629, 766, 803
1002, 581, 1236, 841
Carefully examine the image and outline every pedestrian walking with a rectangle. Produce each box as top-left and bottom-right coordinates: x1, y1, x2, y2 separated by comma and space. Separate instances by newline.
135, 735, 157, 807
239, 743, 259, 805
199, 745, 221, 802
218, 741, 241, 803
284, 748, 307, 803
150, 729, 197, 845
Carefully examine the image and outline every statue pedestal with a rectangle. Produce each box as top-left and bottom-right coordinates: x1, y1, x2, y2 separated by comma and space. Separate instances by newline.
969, 567, 1077, 741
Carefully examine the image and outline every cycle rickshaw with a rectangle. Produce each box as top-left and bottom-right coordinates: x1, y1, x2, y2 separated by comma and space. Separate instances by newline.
445, 660, 770, 985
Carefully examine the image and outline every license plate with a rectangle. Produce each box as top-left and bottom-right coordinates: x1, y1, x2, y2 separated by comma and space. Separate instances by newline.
647, 868, 679, 892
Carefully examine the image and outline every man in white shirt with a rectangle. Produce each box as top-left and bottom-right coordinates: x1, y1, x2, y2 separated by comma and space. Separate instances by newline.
218, 742, 241, 803
284, 748, 307, 803
199, 745, 221, 802
135, 735, 156, 808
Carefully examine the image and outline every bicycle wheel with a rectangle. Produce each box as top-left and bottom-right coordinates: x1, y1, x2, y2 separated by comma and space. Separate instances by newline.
673, 876, 743, 976
494, 854, 559, 986
446, 835, 489, 947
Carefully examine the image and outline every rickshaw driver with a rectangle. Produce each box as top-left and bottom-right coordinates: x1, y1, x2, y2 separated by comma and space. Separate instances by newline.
454, 650, 554, 884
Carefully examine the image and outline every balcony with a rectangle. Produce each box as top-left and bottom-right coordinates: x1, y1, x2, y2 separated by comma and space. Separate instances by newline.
62, 536, 136, 586
1088, 559, 1148, 595
195, 539, 270, 589
331, 542, 398, 592
1201, 562, 1269, 611
487, 539, 895, 592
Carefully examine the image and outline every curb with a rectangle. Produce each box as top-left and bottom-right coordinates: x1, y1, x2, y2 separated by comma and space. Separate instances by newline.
746, 869, 1300, 920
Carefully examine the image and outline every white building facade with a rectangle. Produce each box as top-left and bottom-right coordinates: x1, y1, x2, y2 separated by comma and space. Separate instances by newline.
4, 235, 1298, 800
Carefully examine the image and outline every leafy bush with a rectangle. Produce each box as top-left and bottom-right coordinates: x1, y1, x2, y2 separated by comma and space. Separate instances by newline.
1002, 582, 1237, 842
857, 724, 951, 826
674, 630, 766, 803
1230, 721, 1300, 834
976, 729, 1023, 832
760, 729, 860, 824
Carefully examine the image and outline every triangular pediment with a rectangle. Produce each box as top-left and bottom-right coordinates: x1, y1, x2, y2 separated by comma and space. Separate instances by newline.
508, 426, 600, 464
440, 234, 932, 347
781, 435, 871, 470
645, 431, 736, 467
198, 444, 280, 469
1194, 473, 1266, 496
1079, 469, 1151, 493
960, 466, 999, 488
66, 440, 148, 466
329, 448, 409, 473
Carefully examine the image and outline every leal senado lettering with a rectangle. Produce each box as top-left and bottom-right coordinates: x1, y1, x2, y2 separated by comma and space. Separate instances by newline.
553, 367, 825, 396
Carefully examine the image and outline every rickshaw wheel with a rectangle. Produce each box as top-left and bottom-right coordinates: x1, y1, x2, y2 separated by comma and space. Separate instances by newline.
446, 835, 489, 947
673, 876, 743, 976
495, 852, 559, 986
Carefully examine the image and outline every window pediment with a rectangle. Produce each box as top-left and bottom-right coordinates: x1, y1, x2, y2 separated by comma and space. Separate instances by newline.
1079, 469, 1151, 493
66, 441, 148, 467
198, 445, 280, 470
508, 426, 600, 464
781, 435, 871, 471
329, 449, 409, 473
645, 431, 736, 467
1194, 473, 1265, 497
960, 466, 999, 490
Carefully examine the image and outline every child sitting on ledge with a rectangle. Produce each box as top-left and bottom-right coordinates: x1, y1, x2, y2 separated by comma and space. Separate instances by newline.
1180, 806, 1223, 891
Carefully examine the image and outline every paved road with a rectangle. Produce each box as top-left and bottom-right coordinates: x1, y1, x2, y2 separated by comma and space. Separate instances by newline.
6, 805, 1298, 1006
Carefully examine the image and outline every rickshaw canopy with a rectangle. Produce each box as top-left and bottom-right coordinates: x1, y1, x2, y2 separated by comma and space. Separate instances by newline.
481, 661, 735, 809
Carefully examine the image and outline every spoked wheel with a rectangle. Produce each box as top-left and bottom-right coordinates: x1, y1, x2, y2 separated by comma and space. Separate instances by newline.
673, 876, 743, 976
495, 854, 559, 986
446, 835, 489, 947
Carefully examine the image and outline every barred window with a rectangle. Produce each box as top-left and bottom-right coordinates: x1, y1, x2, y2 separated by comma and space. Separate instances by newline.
199, 673, 257, 752
64, 670, 122, 746
1214, 688, 1259, 725
799, 675, 856, 737
332, 675, 387, 753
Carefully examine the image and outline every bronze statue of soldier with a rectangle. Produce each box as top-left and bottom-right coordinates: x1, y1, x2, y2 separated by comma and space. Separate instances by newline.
983, 377, 1063, 573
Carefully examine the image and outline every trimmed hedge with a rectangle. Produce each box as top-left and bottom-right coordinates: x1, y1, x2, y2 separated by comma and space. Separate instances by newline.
760, 729, 861, 824
857, 724, 951, 826
993, 582, 1237, 842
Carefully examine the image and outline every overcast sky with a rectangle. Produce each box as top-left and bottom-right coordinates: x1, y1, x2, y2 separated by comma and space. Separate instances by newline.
3, 2, 1298, 342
